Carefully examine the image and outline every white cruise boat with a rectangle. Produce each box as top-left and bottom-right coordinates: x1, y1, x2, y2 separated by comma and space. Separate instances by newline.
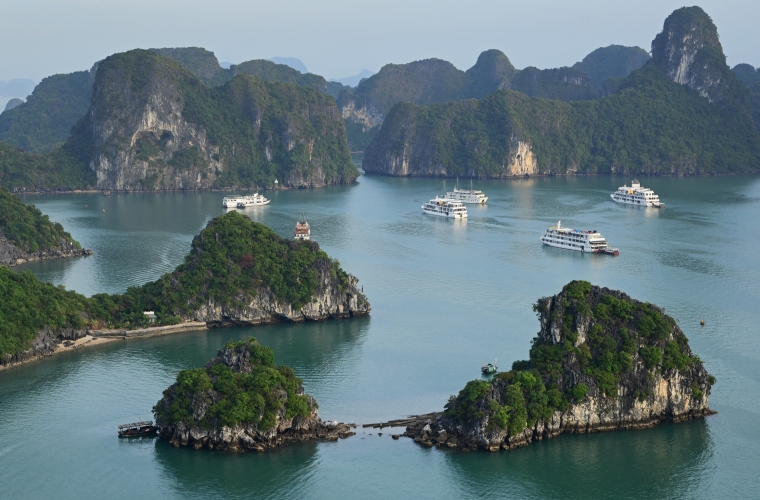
446, 178, 488, 204
422, 196, 468, 218
541, 221, 619, 255
222, 193, 270, 208
610, 180, 663, 208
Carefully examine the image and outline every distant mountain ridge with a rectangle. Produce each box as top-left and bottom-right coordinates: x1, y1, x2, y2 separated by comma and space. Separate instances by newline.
573, 45, 651, 90
0, 70, 93, 154
338, 46, 651, 150
0, 49, 357, 192
0, 79, 36, 97
362, 7, 759, 177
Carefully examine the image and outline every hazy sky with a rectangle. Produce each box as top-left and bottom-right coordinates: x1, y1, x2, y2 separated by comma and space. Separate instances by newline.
1, 0, 758, 82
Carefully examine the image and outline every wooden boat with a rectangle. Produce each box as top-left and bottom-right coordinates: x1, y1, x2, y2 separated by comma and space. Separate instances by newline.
118, 420, 158, 437
481, 361, 497, 374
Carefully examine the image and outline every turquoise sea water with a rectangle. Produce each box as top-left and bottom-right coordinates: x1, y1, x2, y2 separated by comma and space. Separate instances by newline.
2, 173, 760, 498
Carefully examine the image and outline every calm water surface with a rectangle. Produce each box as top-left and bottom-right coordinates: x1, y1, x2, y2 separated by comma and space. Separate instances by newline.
2, 173, 760, 498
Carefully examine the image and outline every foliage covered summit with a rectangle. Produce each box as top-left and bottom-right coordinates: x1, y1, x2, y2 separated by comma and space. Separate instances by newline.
0, 212, 355, 359
443, 281, 711, 438
153, 337, 313, 431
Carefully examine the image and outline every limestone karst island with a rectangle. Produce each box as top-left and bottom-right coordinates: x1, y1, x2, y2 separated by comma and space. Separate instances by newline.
0, 3, 756, 498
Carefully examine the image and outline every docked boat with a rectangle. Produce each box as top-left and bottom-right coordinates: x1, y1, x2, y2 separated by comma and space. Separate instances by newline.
610, 180, 664, 208
294, 212, 310, 240
118, 420, 158, 437
422, 196, 468, 218
482, 360, 497, 374
222, 193, 270, 208
446, 178, 488, 204
541, 221, 619, 255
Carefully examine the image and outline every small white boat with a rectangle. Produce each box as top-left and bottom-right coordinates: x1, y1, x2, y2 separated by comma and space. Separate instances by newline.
541, 220, 619, 255
610, 180, 664, 208
447, 178, 488, 204
422, 196, 468, 218
223, 193, 270, 208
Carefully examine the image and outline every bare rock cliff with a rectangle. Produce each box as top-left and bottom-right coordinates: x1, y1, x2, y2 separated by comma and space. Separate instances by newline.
189, 263, 370, 327
0, 234, 91, 268
406, 283, 714, 452
155, 339, 355, 452
651, 6, 750, 112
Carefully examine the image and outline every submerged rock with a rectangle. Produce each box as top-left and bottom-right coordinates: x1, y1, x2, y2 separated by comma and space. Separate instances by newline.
154, 337, 355, 452
406, 281, 715, 451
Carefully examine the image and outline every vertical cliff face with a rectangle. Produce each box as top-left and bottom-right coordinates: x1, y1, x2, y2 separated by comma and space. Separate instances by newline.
87, 51, 221, 190
362, 95, 544, 178
81, 50, 356, 191
651, 6, 749, 111
406, 282, 714, 452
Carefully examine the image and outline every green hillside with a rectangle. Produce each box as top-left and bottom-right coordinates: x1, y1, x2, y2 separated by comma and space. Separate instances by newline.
0, 212, 361, 359
0, 187, 81, 252
0, 71, 92, 154
573, 45, 651, 90
365, 64, 760, 175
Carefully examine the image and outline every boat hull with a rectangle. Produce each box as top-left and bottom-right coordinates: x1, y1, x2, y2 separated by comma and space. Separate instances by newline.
237, 200, 271, 207
541, 240, 618, 256
118, 426, 158, 437
422, 208, 467, 218
610, 195, 662, 207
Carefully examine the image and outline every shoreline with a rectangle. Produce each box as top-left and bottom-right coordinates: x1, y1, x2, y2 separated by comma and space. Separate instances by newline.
360, 170, 760, 179
10, 180, 358, 196
89, 321, 209, 339
0, 321, 209, 372
3, 247, 93, 268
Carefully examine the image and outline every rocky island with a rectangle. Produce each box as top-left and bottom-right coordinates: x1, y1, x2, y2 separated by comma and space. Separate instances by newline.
154, 337, 354, 451
1, 211, 369, 368
0, 187, 91, 267
363, 7, 760, 177
406, 281, 714, 451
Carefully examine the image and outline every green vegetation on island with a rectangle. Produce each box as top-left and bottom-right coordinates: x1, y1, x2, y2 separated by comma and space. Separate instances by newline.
153, 337, 313, 431
573, 45, 651, 91
0, 212, 365, 360
426, 281, 713, 450
0, 187, 81, 252
365, 63, 760, 176
0, 49, 356, 191
151, 47, 328, 92
0, 71, 93, 154
0, 267, 91, 359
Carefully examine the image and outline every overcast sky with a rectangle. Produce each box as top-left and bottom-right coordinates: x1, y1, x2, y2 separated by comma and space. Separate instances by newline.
1, 0, 758, 83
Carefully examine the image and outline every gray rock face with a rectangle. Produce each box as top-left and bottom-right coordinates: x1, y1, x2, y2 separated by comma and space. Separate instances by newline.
189, 259, 370, 327
82, 50, 356, 191
1, 326, 88, 368
651, 6, 749, 111
362, 100, 538, 178
155, 342, 355, 451
86, 57, 223, 191
0, 234, 92, 268
406, 285, 714, 452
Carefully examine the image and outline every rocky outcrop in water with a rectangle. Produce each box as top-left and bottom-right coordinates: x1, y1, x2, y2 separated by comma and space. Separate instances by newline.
155, 338, 355, 451
190, 265, 369, 327
0, 234, 92, 268
405, 282, 714, 451
0, 325, 88, 368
